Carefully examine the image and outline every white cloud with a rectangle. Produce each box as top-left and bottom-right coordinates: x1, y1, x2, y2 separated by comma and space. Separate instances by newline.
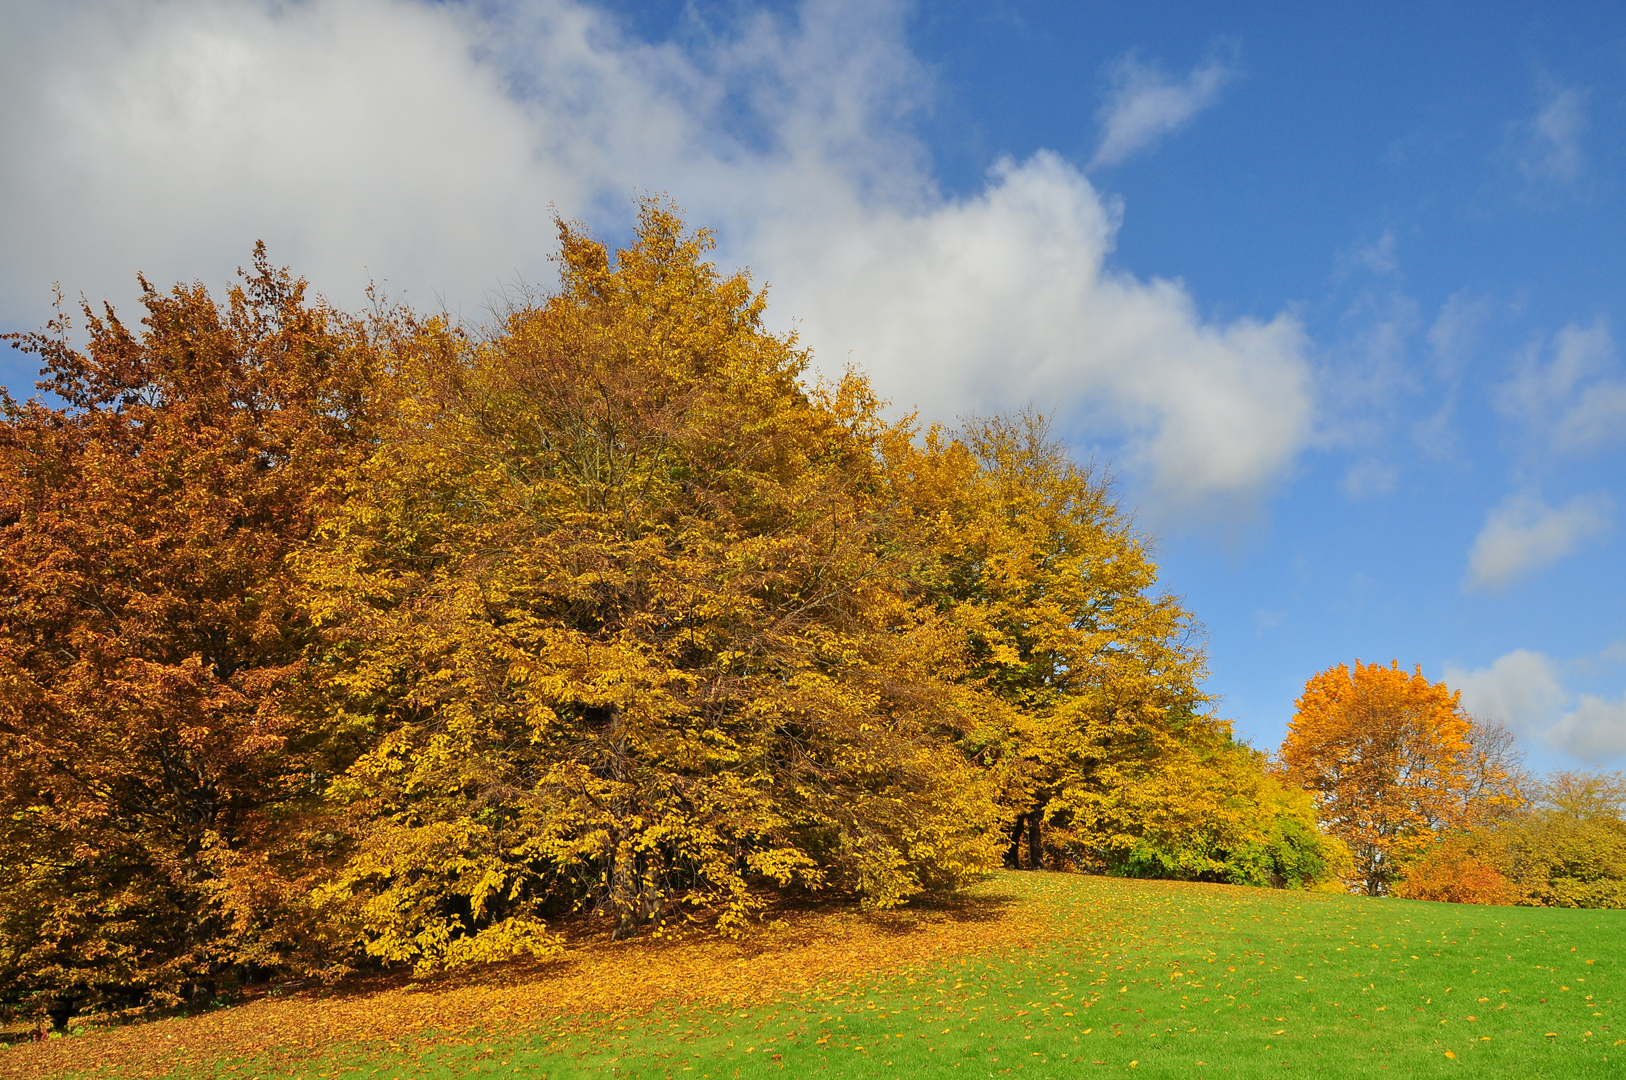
1447, 648, 1626, 764
1341, 457, 1396, 498
0, 0, 573, 323
0, 0, 1312, 518
1090, 44, 1236, 169
758, 153, 1313, 516
1546, 694, 1626, 762
1446, 649, 1567, 732
1495, 319, 1626, 454
1512, 82, 1589, 187
1463, 490, 1612, 592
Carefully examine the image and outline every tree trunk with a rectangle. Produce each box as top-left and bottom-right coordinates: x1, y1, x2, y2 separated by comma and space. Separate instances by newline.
1005, 814, 1026, 869
604, 711, 642, 940
1027, 808, 1042, 871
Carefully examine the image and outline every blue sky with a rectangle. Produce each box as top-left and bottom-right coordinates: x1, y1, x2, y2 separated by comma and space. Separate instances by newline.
2, 0, 1624, 771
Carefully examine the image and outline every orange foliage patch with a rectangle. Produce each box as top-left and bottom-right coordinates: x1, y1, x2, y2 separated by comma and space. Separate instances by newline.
2, 887, 1035, 1079
1395, 835, 1521, 906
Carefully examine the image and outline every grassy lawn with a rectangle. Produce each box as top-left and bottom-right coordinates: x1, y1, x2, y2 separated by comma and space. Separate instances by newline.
8, 872, 1621, 1079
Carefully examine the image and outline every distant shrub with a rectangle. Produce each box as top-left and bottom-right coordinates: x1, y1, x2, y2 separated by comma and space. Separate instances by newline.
1396, 771, 1626, 909
1395, 833, 1521, 905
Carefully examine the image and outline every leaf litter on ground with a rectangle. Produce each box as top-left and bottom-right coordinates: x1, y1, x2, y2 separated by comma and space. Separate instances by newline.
5, 871, 1623, 1079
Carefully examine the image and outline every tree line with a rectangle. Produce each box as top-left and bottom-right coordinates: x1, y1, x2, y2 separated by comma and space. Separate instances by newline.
0, 206, 1343, 1027
2, 205, 1615, 1032
1276, 657, 1626, 907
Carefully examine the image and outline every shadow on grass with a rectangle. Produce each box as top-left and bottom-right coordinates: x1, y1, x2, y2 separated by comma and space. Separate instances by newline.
0, 875, 1040, 1080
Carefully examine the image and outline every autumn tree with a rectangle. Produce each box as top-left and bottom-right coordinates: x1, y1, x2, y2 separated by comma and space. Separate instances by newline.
1391, 833, 1521, 905
1453, 720, 1530, 824
297, 204, 1006, 969
1399, 770, 1626, 908
1504, 772, 1626, 907
0, 252, 386, 1023
0, 205, 1352, 1026
877, 412, 1343, 886
1103, 738, 1352, 888
1278, 660, 1520, 895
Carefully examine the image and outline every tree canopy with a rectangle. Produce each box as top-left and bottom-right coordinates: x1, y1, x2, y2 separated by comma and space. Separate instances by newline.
1279, 659, 1524, 896
1, 204, 1347, 1028
0, 251, 386, 1021
1398, 770, 1626, 908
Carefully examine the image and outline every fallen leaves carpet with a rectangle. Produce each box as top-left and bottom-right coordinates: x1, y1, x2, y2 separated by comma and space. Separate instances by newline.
2, 882, 1035, 1079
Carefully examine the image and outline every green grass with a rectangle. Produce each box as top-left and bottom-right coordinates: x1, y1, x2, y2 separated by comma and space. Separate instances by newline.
171, 873, 1626, 1078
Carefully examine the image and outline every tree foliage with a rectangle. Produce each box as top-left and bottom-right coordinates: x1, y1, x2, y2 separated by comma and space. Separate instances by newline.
0, 253, 385, 1022
880, 413, 1347, 887
0, 204, 1347, 1026
1397, 771, 1626, 908
299, 207, 1005, 967
1278, 660, 1523, 895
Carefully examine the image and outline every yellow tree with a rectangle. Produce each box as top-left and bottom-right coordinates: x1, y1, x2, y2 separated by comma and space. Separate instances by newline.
1280, 660, 1478, 895
877, 411, 1320, 882
298, 204, 1005, 966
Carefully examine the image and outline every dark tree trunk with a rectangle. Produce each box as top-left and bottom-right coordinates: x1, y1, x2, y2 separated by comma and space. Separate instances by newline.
1027, 809, 1042, 870
602, 709, 643, 940
1005, 814, 1026, 869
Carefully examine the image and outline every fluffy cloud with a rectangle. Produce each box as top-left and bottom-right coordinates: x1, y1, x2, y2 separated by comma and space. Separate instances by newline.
757, 153, 1312, 515
1445, 649, 1567, 731
1463, 490, 1612, 592
1546, 695, 1626, 762
1495, 319, 1626, 454
1090, 44, 1236, 169
1448, 648, 1626, 764
0, 0, 571, 323
0, 0, 1310, 517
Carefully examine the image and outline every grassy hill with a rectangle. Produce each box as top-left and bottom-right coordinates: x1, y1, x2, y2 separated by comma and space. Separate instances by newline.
3, 871, 1620, 1079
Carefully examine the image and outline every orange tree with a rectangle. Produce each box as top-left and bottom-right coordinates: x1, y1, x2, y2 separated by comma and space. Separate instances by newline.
1398, 770, 1626, 908
0, 252, 386, 1022
1278, 660, 1504, 895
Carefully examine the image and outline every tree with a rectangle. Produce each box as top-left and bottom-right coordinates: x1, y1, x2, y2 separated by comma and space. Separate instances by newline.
875, 412, 1346, 886
1278, 660, 1517, 895
1106, 738, 1352, 889
0, 252, 386, 1022
1453, 719, 1530, 824
1392, 833, 1520, 905
1397, 771, 1626, 908
1502, 772, 1626, 907
1536, 770, 1626, 820
297, 204, 1006, 968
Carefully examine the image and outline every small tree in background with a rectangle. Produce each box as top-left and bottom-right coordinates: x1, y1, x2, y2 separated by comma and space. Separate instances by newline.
1393, 833, 1521, 905
1454, 720, 1531, 823
1279, 660, 1522, 895
1398, 771, 1626, 908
